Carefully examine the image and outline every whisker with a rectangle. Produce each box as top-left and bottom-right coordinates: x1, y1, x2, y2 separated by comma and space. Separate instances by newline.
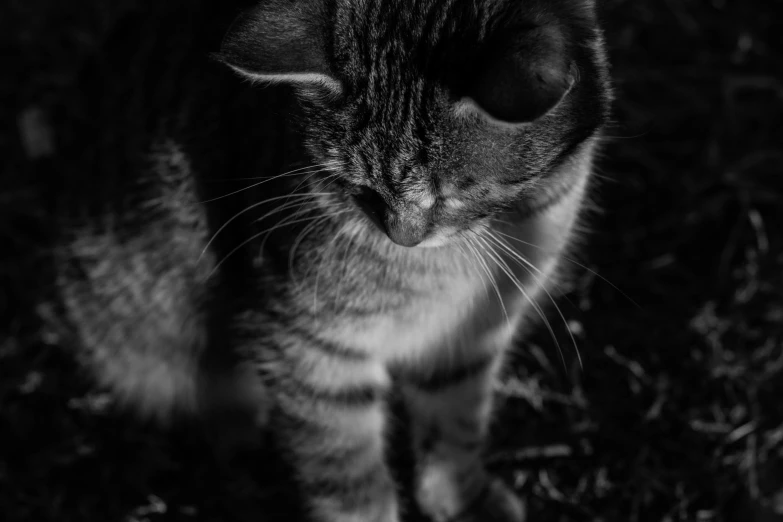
453, 241, 483, 286
203, 163, 343, 183
198, 163, 338, 204
252, 174, 344, 249
310, 220, 347, 318
485, 231, 582, 370
280, 172, 347, 270
198, 192, 328, 262
252, 194, 333, 224
333, 224, 359, 307
206, 209, 347, 281
287, 170, 341, 204
258, 201, 342, 253
461, 233, 508, 326
288, 204, 344, 281
458, 237, 485, 294
490, 225, 639, 309
476, 235, 567, 372
284, 211, 337, 300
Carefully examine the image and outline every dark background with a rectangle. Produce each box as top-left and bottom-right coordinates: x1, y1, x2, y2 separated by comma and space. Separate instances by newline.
1, 0, 782, 521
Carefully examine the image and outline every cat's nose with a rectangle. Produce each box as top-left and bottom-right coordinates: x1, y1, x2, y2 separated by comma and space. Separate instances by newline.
382, 208, 428, 247
352, 188, 429, 247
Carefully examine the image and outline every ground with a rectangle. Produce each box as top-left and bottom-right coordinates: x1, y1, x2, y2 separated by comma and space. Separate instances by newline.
1, 0, 782, 521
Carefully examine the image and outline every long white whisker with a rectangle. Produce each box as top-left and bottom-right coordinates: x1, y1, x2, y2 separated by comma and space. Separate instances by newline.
199, 163, 338, 204
458, 238, 486, 298
207, 210, 346, 281
252, 194, 332, 224
274, 169, 346, 277
454, 241, 483, 289
289, 206, 344, 282
205, 162, 341, 182
258, 201, 341, 253
462, 233, 508, 325
198, 192, 328, 262
476, 235, 567, 371
310, 221, 348, 317
289, 169, 341, 198
486, 231, 582, 370
491, 226, 639, 309
286, 212, 335, 296
333, 225, 359, 307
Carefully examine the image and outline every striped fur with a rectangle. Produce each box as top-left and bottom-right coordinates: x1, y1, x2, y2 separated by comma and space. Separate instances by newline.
44, 0, 611, 521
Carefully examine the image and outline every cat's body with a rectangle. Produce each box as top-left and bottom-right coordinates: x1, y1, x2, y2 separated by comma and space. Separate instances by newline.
41, 0, 611, 520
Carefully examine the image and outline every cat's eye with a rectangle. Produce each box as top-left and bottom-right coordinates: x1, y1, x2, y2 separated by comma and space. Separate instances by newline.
455, 73, 575, 128
456, 25, 575, 127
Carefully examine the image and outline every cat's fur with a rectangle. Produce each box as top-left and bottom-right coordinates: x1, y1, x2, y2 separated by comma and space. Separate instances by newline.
42, 0, 611, 520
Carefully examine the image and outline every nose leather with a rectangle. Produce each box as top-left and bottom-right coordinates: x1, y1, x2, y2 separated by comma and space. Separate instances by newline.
382, 205, 428, 247
353, 187, 430, 247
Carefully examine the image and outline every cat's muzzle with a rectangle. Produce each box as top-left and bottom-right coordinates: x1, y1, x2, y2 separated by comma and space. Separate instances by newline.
353, 187, 431, 247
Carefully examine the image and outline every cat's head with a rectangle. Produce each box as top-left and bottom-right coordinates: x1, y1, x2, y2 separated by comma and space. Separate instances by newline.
216, 0, 611, 247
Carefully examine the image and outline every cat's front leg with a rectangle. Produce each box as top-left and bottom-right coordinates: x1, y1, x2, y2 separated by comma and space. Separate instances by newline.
400, 335, 525, 522
271, 342, 399, 522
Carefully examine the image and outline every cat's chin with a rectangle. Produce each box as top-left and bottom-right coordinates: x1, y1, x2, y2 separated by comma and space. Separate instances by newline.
413, 233, 456, 249
378, 230, 454, 249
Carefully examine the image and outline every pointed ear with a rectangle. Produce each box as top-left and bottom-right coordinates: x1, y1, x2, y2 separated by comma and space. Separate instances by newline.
460, 25, 575, 125
213, 1, 340, 91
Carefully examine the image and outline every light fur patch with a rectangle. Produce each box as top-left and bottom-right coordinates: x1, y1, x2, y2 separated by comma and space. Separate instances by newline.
293, 348, 391, 392
318, 138, 597, 367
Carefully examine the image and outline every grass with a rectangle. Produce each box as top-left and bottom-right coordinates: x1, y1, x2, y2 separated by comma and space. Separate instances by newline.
2, 0, 782, 521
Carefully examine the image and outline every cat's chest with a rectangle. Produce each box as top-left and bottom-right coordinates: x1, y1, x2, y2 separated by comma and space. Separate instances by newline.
307, 221, 551, 361
317, 260, 490, 362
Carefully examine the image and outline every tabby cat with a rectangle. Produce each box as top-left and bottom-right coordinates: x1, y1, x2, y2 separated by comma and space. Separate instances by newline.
44, 0, 611, 520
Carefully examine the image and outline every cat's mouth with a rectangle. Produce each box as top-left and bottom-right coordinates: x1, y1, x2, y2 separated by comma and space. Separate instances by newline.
415, 233, 457, 248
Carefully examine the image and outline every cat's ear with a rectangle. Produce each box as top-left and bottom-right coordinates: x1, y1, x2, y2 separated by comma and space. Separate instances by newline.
458, 25, 575, 125
213, 2, 340, 91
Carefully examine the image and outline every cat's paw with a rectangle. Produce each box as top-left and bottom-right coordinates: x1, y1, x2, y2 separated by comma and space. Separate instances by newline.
450, 478, 526, 522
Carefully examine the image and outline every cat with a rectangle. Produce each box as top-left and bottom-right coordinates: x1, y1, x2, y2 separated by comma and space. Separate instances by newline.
41, 0, 612, 521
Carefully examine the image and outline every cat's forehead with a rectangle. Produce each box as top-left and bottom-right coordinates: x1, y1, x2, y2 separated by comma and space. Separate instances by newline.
341, 0, 483, 39
335, 0, 487, 77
